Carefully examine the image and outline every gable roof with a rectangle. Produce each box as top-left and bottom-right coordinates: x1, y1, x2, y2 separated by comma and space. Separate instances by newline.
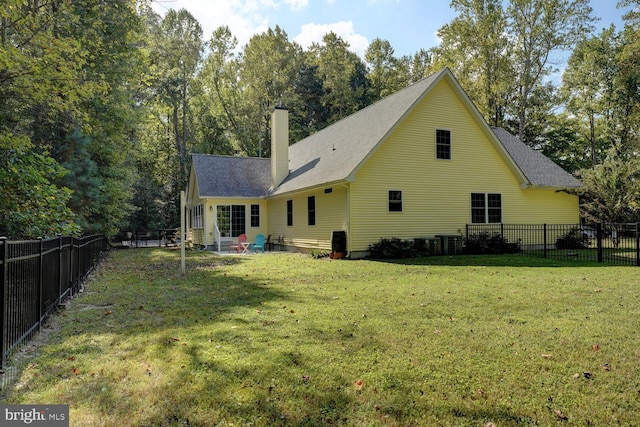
491, 127, 583, 189
190, 68, 582, 199
270, 69, 446, 195
191, 154, 271, 198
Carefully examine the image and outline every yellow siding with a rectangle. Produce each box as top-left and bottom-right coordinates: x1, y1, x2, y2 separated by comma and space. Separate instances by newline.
349, 78, 579, 253
203, 198, 269, 247
268, 186, 348, 251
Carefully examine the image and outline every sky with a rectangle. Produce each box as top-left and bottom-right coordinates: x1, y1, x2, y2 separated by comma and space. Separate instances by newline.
150, 0, 632, 60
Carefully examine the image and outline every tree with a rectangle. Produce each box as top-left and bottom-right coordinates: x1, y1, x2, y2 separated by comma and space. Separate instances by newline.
508, 0, 595, 142
152, 8, 203, 179
431, 0, 513, 127
309, 32, 370, 123
240, 26, 302, 156
560, 26, 619, 166
198, 25, 247, 155
1, 0, 144, 238
578, 144, 640, 223
365, 38, 406, 101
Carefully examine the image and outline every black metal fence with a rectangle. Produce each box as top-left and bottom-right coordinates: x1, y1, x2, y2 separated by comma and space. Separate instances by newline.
0, 235, 107, 367
466, 223, 640, 266
110, 229, 179, 248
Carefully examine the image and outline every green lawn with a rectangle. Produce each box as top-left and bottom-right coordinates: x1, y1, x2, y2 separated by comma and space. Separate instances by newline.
4, 249, 640, 426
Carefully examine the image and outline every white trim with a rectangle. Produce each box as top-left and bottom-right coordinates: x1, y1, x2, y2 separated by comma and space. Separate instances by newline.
435, 128, 452, 160
470, 192, 503, 224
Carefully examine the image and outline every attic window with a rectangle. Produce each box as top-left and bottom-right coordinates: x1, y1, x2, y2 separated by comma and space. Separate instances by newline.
324, 188, 333, 194
388, 190, 403, 212
436, 129, 451, 160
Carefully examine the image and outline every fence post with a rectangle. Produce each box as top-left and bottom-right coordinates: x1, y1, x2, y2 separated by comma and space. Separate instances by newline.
38, 238, 44, 332
636, 223, 639, 267
58, 235, 63, 306
543, 224, 548, 258
0, 237, 7, 369
597, 223, 603, 263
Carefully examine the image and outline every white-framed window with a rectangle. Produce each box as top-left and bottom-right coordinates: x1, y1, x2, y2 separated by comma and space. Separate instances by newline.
388, 190, 403, 212
307, 196, 316, 226
471, 193, 502, 223
193, 204, 203, 228
436, 129, 451, 160
287, 200, 293, 226
250, 204, 260, 227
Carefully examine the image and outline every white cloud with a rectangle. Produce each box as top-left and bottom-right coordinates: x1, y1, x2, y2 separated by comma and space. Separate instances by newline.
151, 0, 304, 48
294, 21, 369, 57
150, 1, 368, 57
283, 0, 309, 10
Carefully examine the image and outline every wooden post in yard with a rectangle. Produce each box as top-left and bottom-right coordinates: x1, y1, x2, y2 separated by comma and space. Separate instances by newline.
181, 190, 186, 275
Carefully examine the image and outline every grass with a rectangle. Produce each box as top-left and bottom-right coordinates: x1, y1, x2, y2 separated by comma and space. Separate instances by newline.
3, 249, 640, 426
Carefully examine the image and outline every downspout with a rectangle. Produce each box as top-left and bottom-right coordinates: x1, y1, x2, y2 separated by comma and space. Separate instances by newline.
340, 182, 351, 257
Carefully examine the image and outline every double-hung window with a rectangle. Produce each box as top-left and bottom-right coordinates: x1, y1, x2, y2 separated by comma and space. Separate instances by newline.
287, 200, 293, 226
192, 205, 203, 228
250, 204, 260, 227
436, 129, 451, 160
471, 193, 502, 223
307, 196, 316, 226
388, 190, 403, 212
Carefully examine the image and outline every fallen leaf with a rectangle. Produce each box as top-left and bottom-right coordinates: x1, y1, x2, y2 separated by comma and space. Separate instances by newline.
67, 356, 75, 361
353, 379, 364, 390
72, 367, 79, 375
173, 337, 181, 341
541, 354, 553, 359
104, 310, 112, 316
592, 344, 600, 351
602, 363, 610, 371
302, 375, 310, 382
554, 410, 569, 420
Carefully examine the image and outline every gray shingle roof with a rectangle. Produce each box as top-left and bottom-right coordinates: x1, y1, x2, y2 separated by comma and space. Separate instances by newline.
192, 154, 271, 198
191, 68, 582, 198
270, 69, 445, 195
491, 127, 583, 189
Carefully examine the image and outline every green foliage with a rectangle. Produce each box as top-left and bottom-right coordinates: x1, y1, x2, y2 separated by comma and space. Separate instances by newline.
555, 227, 590, 250
368, 237, 419, 259
578, 144, 640, 223
463, 232, 521, 255
0, 136, 79, 238
308, 248, 330, 259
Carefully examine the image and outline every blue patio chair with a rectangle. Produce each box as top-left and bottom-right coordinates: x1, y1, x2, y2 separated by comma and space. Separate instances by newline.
252, 234, 266, 253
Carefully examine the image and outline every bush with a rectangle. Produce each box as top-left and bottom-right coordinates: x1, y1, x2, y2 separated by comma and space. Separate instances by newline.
368, 238, 418, 259
556, 227, 589, 249
463, 232, 521, 255
309, 248, 330, 259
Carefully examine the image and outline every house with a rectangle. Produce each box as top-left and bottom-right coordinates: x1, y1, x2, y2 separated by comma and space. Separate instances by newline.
185, 68, 583, 258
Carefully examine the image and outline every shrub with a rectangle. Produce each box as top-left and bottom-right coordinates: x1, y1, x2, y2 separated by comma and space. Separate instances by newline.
309, 248, 330, 259
463, 232, 521, 255
368, 238, 417, 259
556, 227, 589, 249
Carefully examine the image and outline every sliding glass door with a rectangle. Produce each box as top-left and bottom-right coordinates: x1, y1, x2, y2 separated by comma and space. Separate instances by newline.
217, 205, 246, 237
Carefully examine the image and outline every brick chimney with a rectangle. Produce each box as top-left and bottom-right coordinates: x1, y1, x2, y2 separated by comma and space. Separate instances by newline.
271, 106, 289, 187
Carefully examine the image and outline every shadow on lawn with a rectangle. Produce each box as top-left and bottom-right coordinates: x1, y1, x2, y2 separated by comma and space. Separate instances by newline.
5, 250, 362, 425
371, 254, 604, 268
